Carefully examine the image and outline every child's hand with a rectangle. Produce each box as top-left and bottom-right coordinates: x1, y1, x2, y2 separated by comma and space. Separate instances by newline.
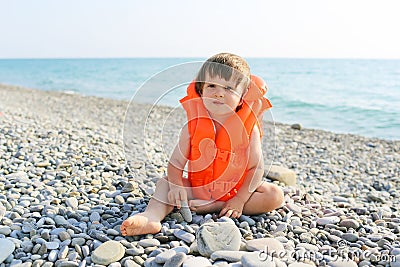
167, 186, 187, 209
219, 196, 245, 218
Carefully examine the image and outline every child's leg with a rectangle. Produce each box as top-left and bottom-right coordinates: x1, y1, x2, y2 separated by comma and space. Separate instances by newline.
120, 177, 191, 236
190, 182, 283, 216
242, 181, 284, 215
189, 199, 225, 214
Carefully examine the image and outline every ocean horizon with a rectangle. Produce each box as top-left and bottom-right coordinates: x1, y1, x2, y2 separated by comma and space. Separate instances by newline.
0, 57, 399, 140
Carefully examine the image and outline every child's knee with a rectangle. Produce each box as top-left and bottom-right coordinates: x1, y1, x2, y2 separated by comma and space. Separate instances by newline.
272, 185, 285, 208
155, 176, 168, 187
265, 183, 284, 209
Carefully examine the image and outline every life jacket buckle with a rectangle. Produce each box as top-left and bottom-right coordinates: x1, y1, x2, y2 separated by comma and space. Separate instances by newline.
216, 149, 233, 162
210, 181, 236, 192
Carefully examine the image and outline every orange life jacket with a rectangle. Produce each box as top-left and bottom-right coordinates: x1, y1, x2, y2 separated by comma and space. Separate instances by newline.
179, 75, 272, 201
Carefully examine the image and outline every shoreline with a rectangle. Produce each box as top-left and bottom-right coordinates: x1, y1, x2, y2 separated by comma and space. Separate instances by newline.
1, 82, 398, 142
1, 83, 400, 266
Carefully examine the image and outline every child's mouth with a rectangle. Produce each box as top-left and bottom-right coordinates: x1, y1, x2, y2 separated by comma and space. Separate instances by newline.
213, 100, 224, 105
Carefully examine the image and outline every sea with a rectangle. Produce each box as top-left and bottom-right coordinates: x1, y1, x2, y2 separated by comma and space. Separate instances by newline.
0, 58, 399, 140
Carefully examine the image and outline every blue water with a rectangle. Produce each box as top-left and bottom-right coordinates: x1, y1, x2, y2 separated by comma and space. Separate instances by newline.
0, 58, 399, 140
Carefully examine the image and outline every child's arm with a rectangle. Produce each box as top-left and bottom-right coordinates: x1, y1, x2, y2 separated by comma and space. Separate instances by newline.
167, 124, 190, 208
219, 126, 264, 218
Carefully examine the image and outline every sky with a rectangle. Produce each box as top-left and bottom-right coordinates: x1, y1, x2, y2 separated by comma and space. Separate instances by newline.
1, 0, 400, 59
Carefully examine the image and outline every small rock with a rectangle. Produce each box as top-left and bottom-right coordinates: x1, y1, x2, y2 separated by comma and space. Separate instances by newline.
0, 226, 11, 235
174, 229, 195, 244
155, 249, 176, 264
286, 203, 302, 214
339, 219, 360, 229
299, 233, 313, 243
58, 245, 69, 259
54, 215, 69, 227
391, 248, 400, 255
58, 261, 80, 267
368, 192, 386, 203
316, 216, 340, 226
90, 212, 101, 222
239, 215, 256, 226
115, 195, 125, 205
291, 123, 302, 130
36, 161, 51, 167
71, 238, 86, 246
45, 242, 59, 250
296, 243, 319, 251
211, 251, 254, 262
288, 263, 315, 267
246, 238, 285, 256
172, 246, 190, 254
332, 196, 350, 203
138, 238, 160, 248
241, 252, 275, 267
180, 201, 192, 223
0, 205, 6, 221
126, 246, 145, 256
58, 231, 71, 241
122, 182, 137, 193
65, 197, 78, 210
47, 250, 58, 262
164, 252, 187, 267
329, 258, 358, 267
342, 233, 358, 242
124, 259, 141, 267
390, 255, 400, 267
183, 256, 211, 267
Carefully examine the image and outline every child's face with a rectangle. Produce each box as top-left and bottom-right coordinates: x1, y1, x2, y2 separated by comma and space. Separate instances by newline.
201, 73, 247, 117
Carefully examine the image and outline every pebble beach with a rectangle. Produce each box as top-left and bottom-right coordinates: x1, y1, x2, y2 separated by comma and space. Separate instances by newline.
1, 84, 400, 267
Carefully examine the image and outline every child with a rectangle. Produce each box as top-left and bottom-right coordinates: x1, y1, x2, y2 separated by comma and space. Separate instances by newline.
121, 53, 284, 236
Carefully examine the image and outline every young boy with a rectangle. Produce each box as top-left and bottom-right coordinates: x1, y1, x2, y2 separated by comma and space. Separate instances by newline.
121, 53, 284, 236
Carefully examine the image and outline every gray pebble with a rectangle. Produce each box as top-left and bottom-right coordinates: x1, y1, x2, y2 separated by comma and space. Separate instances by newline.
155, 249, 176, 263
138, 239, 161, 248
47, 250, 58, 262
182, 256, 211, 267
339, 219, 360, 229
65, 197, 79, 210
89, 212, 101, 222
164, 252, 186, 267
241, 252, 275, 267
125, 247, 144, 256
180, 201, 192, 223
174, 229, 195, 244
45, 242, 59, 250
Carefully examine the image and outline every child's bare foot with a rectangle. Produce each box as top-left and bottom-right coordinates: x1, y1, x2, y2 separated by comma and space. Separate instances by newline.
120, 213, 162, 236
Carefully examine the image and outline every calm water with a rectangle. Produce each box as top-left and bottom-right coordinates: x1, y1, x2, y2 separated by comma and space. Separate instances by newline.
0, 58, 399, 140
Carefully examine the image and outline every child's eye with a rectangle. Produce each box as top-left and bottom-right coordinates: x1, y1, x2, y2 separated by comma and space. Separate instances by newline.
207, 84, 215, 88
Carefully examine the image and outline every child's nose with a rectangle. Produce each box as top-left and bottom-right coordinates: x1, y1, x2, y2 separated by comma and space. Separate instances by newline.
214, 86, 225, 97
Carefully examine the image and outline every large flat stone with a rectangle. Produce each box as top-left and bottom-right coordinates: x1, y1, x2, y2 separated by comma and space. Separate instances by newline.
91, 240, 125, 265
196, 222, 241, 257
0, 239, 15, 263
265, 165, 296, 186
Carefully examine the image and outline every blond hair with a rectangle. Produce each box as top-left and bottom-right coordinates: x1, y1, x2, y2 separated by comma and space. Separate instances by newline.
195, 53, 251, 96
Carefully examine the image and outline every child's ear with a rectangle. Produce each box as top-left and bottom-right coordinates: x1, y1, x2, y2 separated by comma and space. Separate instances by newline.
236, 98, 244, 112
242, 87, 249, 98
